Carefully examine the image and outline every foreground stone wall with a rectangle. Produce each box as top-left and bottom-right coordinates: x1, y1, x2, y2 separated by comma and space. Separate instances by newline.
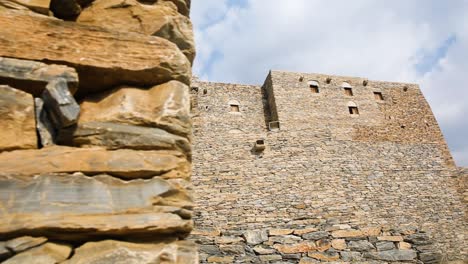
191, 74, 467, 263
0, 0, 196, 263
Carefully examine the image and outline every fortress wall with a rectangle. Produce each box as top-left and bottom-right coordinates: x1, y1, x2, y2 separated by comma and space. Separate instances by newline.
191, 76, 466, 262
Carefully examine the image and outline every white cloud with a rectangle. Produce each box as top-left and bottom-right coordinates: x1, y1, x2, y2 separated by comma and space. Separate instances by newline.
192, 0, 468, 166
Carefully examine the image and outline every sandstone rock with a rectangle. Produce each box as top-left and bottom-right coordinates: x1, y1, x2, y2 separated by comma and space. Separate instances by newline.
259, 255, 282, 262
3, 242, 72, 264
34, 98, 56, 147
269, 229, 294, 236
268, 235, 302, 244
0, 10, 191, 97
0, 242, 12, 261
361, 227, 382, 236
0, 173, 192, 240
3, 0, 50, 14
363, 250, 417, 261
298, 257, 319, 264
219, 244, 245, 255
340, 251, 362, 262
348, 240, 375, 252
377, 235, 403, 242
0, 146, 189, 179
215, 236, 243, 244
161, 0, 190, 16
0, 57, 78, 96
243, 230, 268, 245
294, 227, 318, 235
207, 256, 234, 263
315, 239, 331, 252
253, 245, 276, 255
331, 229, 364, 238
191, 229, 221, 237
0, 85, 37, 151
77, 0, 195, 63
273, 241, 316, 254
63, 240, 198, 264
376, 241, 395, 251
50, 0, 81, 19
397, 241, 412, 250
302, 231, 329, 240
0, 0, 31, 12
42, 78, 80, 128
308, 252, 340, 261
5, 236, 47, 253
331, 239, 346, 250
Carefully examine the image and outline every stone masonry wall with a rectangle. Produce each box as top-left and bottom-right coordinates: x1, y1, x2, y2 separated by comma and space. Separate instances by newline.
190, 73, 466, 263
0, 0, 197, 263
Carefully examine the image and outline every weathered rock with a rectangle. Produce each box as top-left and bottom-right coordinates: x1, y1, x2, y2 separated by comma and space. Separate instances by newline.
397, 241, 412, 250
268, 235, 302, 244
253, 245, 276, 255
315, 239, 331, 252
219, 244, 245, 255
42, 78, 80, 128
419, 252, 443, 264
331, 239, 346, 250
377, 235, 403, 242
79, 81, 191, 137
50, 0, 81, 19
302, 231, 329, 240
3, 242, 72, 264
58, 122, 190, 155
199, 245, 220, 255
376, 241, 395, 251
331, 229, 364, 238
307, 251, 340, 261
269, 229, 294, 236
340, 251, 363, 262
348, 240, 375, 252
298, 257, 319, 264
34, 98, 56, 147
63, 240, 198, 264
5, 236, 47, 253
1, 0, 50, 14
0, 173, 192, 240
243, 230, 268, 245
77, 0, 195, 63
293, 227, 318, 235
363, 250, 417, 261
0, 57, 78, 96
258, 254, 282, 262
215, 236, 243, 244
404, 233, 432, 245
273, 241, 316, 254
0, 85, 37, 151
161, 0, 190, 16
0, 146, 189, 179
0, 10, 191, 97
0, 242, 12, 261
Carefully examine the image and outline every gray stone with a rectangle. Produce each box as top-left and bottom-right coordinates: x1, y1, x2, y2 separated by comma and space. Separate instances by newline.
219, 244, 245, 255
419, 252, 443, 264
340, 251, 362, 262
348, 240, 375, 252
5, 236, 47, 253
375, 241, 395, 251
58, 122, 190, 155
404, 233, 432, 245
282, 253, 301, 260
268, 235, 302, 244
35, 98, 56, 147
0, 173, 192, 240
0, 57, 78, 96
199, 245, 220, 255
243, 230, 268, 245
363, 250, 417, 261
3, 242, 72, 264
50, 0, 81, 19
302, 231, 329, 240
253, 245, 276, 255
42, 78, 80, 129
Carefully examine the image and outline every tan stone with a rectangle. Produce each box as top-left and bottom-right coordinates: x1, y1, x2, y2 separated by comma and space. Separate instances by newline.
331, 239, 346, 250
377, 236, 404, 242
398, 241, 412, 250
64, 240, 198, 264
6, 0, 50, 14
0, 85, 37, 151
207, 256, 234, 263
215, 236, 243, 244
191, 229, 221, 237
315, 239, 332, 252
0, 146, 189, 179
273, 241, 316, 254
294, 227, 318, 235
269, 229, 294, 236
162, 0, 190, 16
308, 252, 340, 261
77, 0, 195, 63
3, 242, 72, 264
5, 236, 47, 253
79, 81, 191, 137
331, 229, 364, 238
361, 226, 382, 236
0, 173, 192, 240
0, 9, 191, 97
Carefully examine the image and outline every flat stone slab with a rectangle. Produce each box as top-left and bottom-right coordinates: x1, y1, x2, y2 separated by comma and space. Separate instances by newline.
0, 146, 189, 179
0, 9, 191, 97
0, 173, 193, 240
2, 242, 72, 264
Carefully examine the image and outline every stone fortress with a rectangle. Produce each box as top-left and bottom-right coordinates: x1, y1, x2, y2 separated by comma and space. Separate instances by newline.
190, 71, 467, 263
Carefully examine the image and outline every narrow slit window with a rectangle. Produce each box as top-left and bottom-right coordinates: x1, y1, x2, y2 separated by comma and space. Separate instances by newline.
374, 92, 384, 100
349, 106, 359, 115
344, 88, 353, 96
308, 81, 320, 93
230, 104, 240, 112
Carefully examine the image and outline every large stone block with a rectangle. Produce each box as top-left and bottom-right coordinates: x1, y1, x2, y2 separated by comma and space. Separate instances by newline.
0, 85, 37, 151
0, 10, 191, 97
162, 0, 190, 17
0, 173, 193, 240
2, 242, 72, 264
0, 57, 78, 97
79, 81, 191, 137
1, 0, 50, 14
77, 0, 195, 63
0, 146, 190, 179
42, 78, 80, 128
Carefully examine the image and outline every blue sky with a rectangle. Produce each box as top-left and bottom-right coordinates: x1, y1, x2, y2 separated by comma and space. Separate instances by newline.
191, 0, 468, 166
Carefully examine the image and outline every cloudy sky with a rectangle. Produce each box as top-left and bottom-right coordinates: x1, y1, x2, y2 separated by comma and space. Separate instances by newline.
191, 0, 468, 166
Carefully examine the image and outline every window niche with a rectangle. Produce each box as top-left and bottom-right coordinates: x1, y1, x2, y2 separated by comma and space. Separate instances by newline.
342, 82, 353, 96
347, 102, 359, 115
308, 80, 320, 93
228, 100, 240, 113
374, 92, 384, 100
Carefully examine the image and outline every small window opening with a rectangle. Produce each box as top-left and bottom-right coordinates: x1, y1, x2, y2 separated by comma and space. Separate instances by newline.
363, 80, 369, 86
308, 81, 320, 93
203, 89, 207, 95
403, 86, 408, 92
254, 139, 266, 152
269, 121, 280, 131
326, 77, 332, 84
344, 88, 353, 96
230, 104, 240, 112
374, 92, 384, 100
349, 106, 359, 115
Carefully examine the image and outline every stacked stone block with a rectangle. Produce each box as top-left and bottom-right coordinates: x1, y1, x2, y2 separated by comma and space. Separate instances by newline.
0, 0, 196, 263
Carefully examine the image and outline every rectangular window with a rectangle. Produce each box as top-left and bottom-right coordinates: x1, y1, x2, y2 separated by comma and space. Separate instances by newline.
310, 86, 319, 93
344, 88, 353, 96
349, 106, 359, 115
230, 104, 240, 112
374, 92, 384, 100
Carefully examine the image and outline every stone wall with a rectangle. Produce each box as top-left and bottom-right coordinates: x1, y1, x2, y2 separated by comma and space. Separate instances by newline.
0, 0, 197, 263
190, 73, 467, 263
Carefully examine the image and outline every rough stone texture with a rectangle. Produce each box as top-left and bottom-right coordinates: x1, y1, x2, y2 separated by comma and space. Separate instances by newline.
0, 9, 191, 97
1, 0, 50, 14
79, 81, 191, 137
348, 240, 375, 252
5, 236, 47, 253
0, 85, 37, 151
160, 0, 190, 17
243, 230, 268, 245
363, 250, 417, 261
77, 0, 195, 63
0, 57, 78, 96
2, 242, 72, 264
0, 173, 192, 240
190, 72, 466, 260
34, 98, 56, 147
42, 78, 80, 129
63, 240, 197, 264
0, 146, 189, 179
